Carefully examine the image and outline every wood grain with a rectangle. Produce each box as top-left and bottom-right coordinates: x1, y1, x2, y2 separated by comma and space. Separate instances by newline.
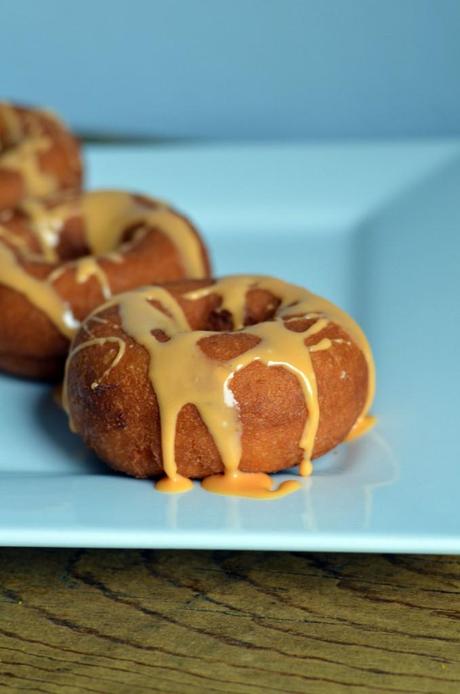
0, 550, 459, 693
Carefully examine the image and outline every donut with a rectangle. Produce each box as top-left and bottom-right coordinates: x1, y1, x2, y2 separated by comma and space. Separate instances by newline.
63, 275, 375, 499
0, 190, 211, 378
0, 102, 82, 210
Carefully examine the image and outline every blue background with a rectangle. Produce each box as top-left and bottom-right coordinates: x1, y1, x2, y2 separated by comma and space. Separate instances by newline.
1, 0, 459, 140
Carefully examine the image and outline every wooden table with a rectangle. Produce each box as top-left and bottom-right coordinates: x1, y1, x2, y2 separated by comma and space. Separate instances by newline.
0, 550, 459, 692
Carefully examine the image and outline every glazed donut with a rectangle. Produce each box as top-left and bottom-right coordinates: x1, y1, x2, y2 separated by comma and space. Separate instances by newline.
64, 275, 375, 499
0, 190, 210, 379
0, 102, 82, 210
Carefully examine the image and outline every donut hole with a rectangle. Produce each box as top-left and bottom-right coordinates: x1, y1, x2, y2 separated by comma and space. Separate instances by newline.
56, 214, 90, 260
151, 329, 170, 343
195, 288, 283, 360
121, 221, 150, 245
198, 288, 281, 333
1, 207, 89, 261
1, 194, 157, 263
206, 308, 233, 332
193, 290, 329, 360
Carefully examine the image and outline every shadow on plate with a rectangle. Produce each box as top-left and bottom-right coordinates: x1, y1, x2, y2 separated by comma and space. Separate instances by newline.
35, 387, 112, 476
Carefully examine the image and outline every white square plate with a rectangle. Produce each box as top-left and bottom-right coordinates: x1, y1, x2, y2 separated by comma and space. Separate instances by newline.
1, 140, 459, 552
